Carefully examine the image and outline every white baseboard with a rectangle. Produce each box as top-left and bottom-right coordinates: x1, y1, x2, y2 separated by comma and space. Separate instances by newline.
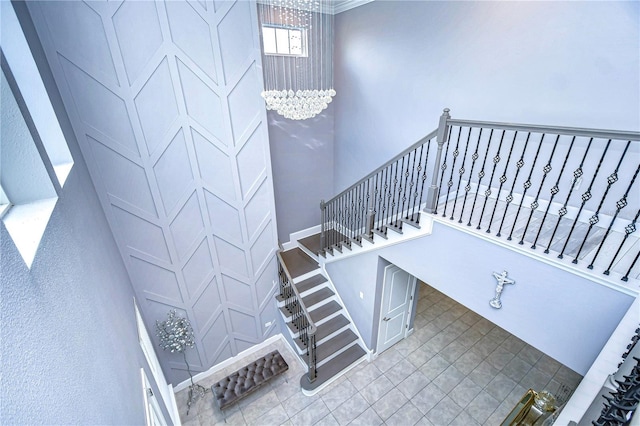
281, 225, 322, 250
173, 334, 285, 393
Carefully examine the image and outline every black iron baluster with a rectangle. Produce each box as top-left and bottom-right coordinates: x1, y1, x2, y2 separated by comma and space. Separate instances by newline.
478, 130, 506, 230
546, 138, 593, 255
488, 131, 518, 234
622, 250, 639, 282
407, 148, 418, 221
349, 186, 355, 244
388, 161, 398, 229
497, 133, 531, 237
531, 135, 576, 250
604, 210, 639, 276
401, 153, 411, 222
377, 168, 385, 233
434, 128, 454, 216
451, 127, 473, 220
519, 134, 560, 245
413, 145, 425, 222
417, 141, 431, 222
468, 129, 494, 227
392, 157, 405, 230
459, 128, 482, 224
379, 167, 389, 234
356, 181, 362, 241
508, 134, 545, 241
573, 141, 631, 264
588, 163, 640, 270
442, 127, 463, 218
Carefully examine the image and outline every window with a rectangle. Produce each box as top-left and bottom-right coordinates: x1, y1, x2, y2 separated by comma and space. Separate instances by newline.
1, 1, 73, 268
262, 25, 307, 56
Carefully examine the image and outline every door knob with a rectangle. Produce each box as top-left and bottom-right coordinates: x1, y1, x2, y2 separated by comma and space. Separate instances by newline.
383, 317, 390, 322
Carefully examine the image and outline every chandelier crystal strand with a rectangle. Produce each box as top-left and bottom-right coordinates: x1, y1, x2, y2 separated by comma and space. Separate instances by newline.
259, 0, 335, 120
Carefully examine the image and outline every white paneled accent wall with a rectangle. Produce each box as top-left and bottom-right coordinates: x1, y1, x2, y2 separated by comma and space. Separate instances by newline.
27, 0, 279, 384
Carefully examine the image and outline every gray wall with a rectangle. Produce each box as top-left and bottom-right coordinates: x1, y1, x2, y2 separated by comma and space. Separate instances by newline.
26, 0, 280, 385
1, 5, 165, 421
267, 106, 334, 242
325, 222, 634, 375
333, 1, 640, 192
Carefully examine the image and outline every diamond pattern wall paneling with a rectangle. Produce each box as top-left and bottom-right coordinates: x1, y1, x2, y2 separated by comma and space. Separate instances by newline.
27, 0, 279, 384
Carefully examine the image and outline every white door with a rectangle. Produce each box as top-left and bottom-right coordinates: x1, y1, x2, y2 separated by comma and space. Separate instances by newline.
377, 265, 416, 354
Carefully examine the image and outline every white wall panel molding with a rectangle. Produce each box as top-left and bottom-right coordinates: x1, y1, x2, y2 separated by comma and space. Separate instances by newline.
27, 0, 279, 384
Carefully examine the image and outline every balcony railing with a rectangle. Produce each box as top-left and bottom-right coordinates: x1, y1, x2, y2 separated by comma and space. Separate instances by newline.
320, 109, 640, 281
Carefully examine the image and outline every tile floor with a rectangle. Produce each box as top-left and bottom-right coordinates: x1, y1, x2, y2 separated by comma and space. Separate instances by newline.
176, 283, 582, 425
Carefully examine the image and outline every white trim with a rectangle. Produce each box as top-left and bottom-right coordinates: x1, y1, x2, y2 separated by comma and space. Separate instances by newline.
173, 334, 296, 393
429, 215, 639, 296
141, 368, 168, 426
332, 0, 374, 14
281, 224, 321, 251
134, 301, 180, 426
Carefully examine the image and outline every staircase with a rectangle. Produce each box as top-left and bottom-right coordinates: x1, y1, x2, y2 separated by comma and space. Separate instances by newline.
275, 108, 640, 401
276, 238, 367, 395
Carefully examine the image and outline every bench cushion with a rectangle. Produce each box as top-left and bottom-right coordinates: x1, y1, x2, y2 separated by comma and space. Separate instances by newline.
212, 350, 289, 410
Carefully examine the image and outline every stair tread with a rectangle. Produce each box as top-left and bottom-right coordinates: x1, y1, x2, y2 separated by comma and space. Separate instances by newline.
296, 274, 328, 294
280, 248, 318, 279
309, 300, 341, 324
313, 329, 358, 364
301, 344, 367, 392
293, 314, 350, 351
298, 233, 322, 255
302, 287, 335, 308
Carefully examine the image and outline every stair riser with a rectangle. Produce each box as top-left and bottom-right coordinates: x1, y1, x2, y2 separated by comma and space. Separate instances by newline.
297, 281, 329, 298
306, 341, 360, 369
293, 323, 352, 355
292, 269, 323, 284
297, 243, 319, 262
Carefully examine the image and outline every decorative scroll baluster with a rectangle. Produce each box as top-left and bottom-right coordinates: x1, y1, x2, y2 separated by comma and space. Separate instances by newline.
442, 127, 462, 218
531, 136, 576, 250
487, 131, 518, 234
477, 130, 506, 230
497, 133, 531, 237
388, 162, 398, 229
573, 141, 631, 264
406, 148, 418, 221
587, 163, 640, 270
519, 135, 560, 246
450, 127, 473, 220
622, 251, 640, 282
308, 333, 317, 381
604, 210, 639, 276
508, 134, 545, 240
417, 142, 431, 220
459, 128, 482, 224
392, 158, 405, 230
546, 138, 593, 254
401, 154, 410, 222
434, 125, 453, 215
376, 168, 384, 233
468, 129, 494, 227
379, 167, 389, 235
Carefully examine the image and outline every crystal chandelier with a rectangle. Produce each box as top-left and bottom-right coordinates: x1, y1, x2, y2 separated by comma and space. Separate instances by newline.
258, 0, 335, 120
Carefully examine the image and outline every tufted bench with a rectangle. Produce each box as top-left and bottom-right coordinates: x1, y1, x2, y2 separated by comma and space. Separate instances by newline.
211, 350, 289, 410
